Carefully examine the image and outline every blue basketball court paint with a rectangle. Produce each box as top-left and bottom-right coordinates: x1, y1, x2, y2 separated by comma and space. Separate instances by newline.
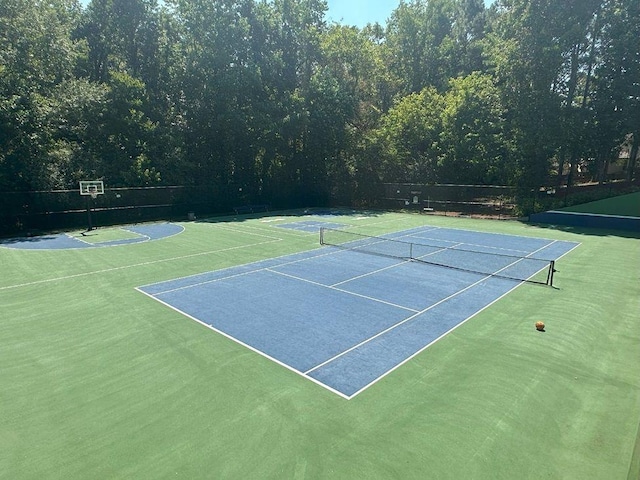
137, 226, 579, 399
0, 223, 184, 250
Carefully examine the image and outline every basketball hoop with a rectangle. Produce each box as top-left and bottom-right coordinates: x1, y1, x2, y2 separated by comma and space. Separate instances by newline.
79, 180, 104, 232
79, 180, 104, 197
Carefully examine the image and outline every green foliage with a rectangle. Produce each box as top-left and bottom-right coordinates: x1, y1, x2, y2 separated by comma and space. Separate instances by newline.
0, 0, 87, 190
373, 87, 445, 182
0, 0, 637, 209
439, 73, 510, 184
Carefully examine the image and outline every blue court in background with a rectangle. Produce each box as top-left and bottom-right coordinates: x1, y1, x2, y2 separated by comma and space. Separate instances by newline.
137, 224, 579, 399
0, 222, 184, 250
276, 220, 347, 232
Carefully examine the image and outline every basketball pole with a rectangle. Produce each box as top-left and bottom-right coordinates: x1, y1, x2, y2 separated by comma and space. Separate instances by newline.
79, 181, 103, 233
86, 195, 94, 232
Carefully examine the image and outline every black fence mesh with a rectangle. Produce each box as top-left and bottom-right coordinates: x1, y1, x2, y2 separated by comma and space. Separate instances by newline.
383, 183, 517, 217
0, 185, 235, 235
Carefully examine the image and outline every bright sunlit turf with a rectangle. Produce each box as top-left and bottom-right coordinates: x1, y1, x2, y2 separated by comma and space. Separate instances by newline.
1, 210, 638, 480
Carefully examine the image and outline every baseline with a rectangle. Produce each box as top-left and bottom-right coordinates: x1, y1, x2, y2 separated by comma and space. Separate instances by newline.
135, 224, 580, 398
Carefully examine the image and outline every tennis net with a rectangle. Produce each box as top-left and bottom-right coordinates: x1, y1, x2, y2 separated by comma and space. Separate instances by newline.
319, 227, 556, 286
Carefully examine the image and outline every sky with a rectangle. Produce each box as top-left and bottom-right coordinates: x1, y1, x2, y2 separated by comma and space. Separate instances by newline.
326, 0, 494, 28
325, 0, 400, 27
78, 1, 494, 29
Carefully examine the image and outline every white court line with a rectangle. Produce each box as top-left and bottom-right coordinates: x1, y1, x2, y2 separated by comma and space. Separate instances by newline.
405, 234, 532, 255
0, 238, 282, 291
150, 228, 453, 299
345, 276, 523, 399
148, 242, 403, 296
0, 223, 187, 251
135, 286, 352, 400
346, 243, 573, 398
209, 223, 286, 240
305, 275, 490, 377
332, 217, 441, 235
331, 260, 414, 287
142, 239, 361, 294
544, 210, 639, 219
266, 268, 419, 313
121, 227, 151, 242
328, 242, 462, 287
552, 241, 581, 260
133, 224, 298, 292
217, 221, 315, 238
65, 233, 97, 246
142, 220, 439, 295
379, 224, 570, 257
140, 227, 578, 399
304, 239, 558, 377
75, 228, 150, 247
379, 220, 581, 247
152, 267, 265, 295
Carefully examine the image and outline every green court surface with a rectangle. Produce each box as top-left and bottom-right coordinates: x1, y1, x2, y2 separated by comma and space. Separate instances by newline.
1, 212, 638, 479
562, 191, 640, 217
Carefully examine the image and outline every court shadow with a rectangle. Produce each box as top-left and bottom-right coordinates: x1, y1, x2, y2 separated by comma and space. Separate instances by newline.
522, 220, 640, 240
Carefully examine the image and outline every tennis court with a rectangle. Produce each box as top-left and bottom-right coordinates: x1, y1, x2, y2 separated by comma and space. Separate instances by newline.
138, 225, 578, 398
2, 210, 639, 479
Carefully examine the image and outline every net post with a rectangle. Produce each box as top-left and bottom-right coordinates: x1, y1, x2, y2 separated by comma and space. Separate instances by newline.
546, 260, 556, 286
320, 226, 555, 286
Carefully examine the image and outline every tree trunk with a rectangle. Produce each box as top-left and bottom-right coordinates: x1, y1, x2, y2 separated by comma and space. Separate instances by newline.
626, 132, 639, 181
598, 152, 610, 184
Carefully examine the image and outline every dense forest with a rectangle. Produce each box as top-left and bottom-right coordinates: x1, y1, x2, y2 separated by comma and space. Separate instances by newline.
1, 0, 638, 209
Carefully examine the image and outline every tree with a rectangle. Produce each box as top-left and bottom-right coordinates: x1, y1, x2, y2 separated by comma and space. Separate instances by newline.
78, 0, 159, 82
386, 0, 480, 94
372, 87, 445, 182
439, 73, 509, 184
91, 71, 159, 186
0, 0, 88, 190
440, 0, 487, 80
593, 0, 640, 181
484, 0, 569, 190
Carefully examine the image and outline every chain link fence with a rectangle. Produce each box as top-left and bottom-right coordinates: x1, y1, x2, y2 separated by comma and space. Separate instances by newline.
0, 185, 235, 235
382, 183, 517, 218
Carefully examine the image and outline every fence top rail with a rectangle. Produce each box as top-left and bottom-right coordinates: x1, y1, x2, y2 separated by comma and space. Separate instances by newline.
0, 185, 208, 195
383, 183, 516, 189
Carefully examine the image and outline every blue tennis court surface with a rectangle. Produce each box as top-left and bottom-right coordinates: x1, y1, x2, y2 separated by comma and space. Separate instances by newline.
276, 220, 347, 232
137, 226, 579, 399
